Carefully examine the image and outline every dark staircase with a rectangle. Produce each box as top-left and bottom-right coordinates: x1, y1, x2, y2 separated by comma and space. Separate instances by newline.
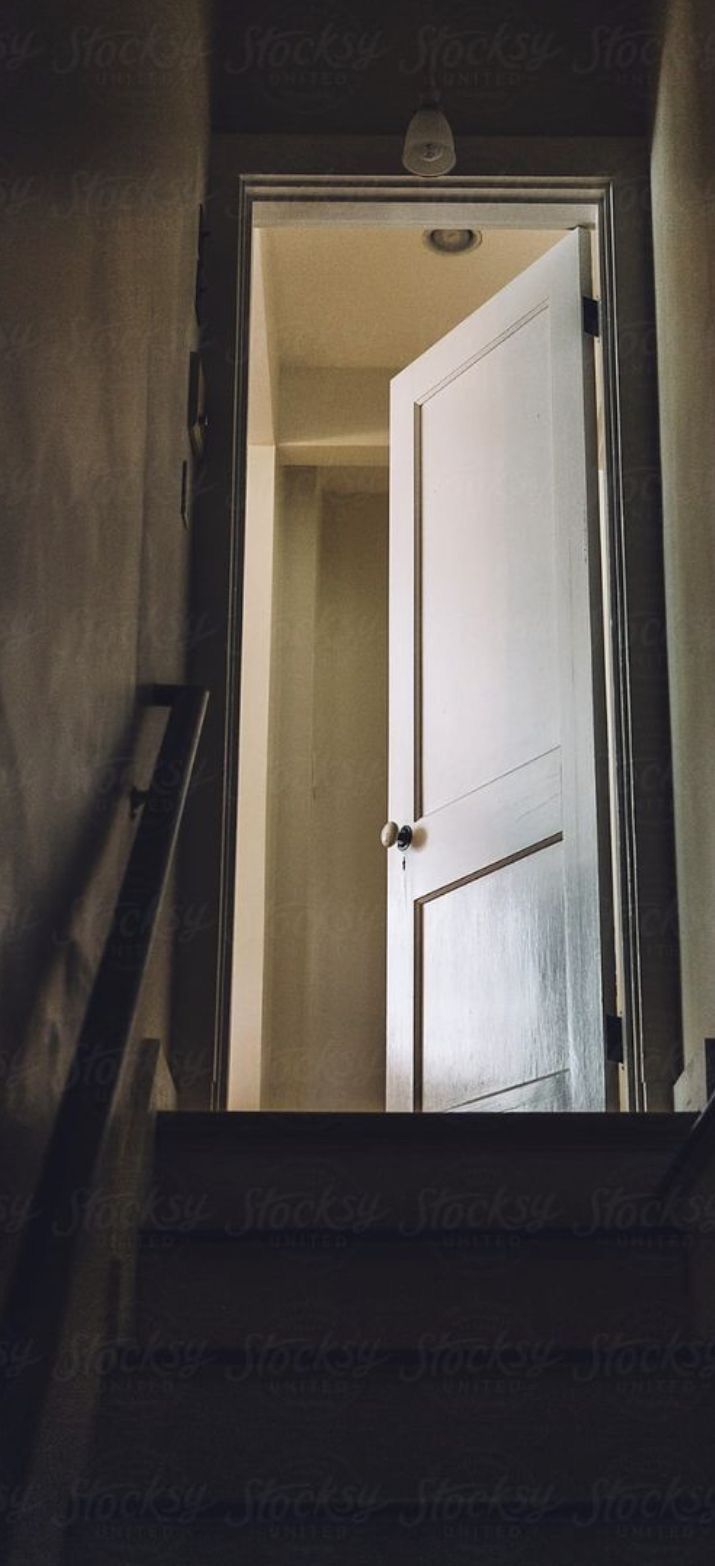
64, 1111, 715, 1564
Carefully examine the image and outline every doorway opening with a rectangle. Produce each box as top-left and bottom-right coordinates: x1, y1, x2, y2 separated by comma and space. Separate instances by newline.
227, 195, 626, 1117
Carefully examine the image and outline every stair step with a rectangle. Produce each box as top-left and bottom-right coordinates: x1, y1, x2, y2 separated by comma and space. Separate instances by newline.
155, 1111, 695, 1151
148, 1111, 697, 1236
62, 1111, 707, 1566
62, 1489, 715, 1566
134, 1228, 691, 1348
84, 1351, 715, 1498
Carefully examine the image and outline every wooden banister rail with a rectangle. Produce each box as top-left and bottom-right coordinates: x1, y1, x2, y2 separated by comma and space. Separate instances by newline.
0, 683, 208, 1513
657, 1090, 715, 1202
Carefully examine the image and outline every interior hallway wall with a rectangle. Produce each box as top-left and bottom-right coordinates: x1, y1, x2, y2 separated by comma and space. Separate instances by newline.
652, 0, 715, 1108
262, 469, 388, 1110
0, 0, 212, 1239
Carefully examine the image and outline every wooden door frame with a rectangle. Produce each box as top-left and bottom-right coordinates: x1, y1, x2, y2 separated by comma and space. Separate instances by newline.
188, 135, 680, 1114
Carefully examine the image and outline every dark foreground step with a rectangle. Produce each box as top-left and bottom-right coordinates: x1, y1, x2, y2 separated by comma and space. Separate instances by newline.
85, 1349, 715, 1497
148, 1111, 696, 1236
62, 1497, 715, 1566
134, 1226, 691, 1348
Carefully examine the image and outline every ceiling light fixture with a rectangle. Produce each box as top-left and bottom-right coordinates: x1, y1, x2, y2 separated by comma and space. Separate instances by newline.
402, 93, 456, 177
425, 227, 482, 255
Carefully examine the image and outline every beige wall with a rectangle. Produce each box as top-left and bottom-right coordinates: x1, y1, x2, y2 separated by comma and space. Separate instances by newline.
262, 468, 388, 1110
652, 0, 715, 1109
278, 367, 391, 467
229, 229, 277, 1110
230, 444, 276, 1109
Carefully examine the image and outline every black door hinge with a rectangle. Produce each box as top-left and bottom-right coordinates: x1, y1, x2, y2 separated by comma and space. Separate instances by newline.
605, 1013, 624, 1064
583, 296, 601, 338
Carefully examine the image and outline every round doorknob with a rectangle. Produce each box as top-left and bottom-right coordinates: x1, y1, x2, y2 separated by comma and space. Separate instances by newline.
381, 822, 413, 851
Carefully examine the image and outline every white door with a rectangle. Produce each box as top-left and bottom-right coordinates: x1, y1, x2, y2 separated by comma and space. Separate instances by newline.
386, 229, 612, 1113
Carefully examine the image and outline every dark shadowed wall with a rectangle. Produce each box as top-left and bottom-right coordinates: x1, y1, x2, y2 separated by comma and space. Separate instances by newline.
0, 0, 212, 1240
213, 0, 664, 138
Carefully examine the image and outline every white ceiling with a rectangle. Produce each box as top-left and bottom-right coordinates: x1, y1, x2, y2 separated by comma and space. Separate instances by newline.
260, 225, 566, 372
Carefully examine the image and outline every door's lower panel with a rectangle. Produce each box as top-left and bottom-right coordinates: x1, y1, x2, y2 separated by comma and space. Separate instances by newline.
417, 840, 570, 1113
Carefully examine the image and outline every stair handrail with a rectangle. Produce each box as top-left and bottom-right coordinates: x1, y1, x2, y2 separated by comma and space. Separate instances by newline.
657, 1088, 715, 1201
0, 682, 209, 1508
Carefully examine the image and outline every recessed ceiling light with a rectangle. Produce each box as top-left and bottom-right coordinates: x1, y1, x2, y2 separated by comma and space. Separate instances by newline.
424, 228, 483, 255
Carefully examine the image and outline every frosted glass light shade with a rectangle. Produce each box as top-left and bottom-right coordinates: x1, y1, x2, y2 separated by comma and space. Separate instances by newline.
402, 105, 456, 177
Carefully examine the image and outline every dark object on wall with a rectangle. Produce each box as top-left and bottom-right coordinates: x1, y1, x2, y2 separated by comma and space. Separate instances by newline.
188, 351, 208, 462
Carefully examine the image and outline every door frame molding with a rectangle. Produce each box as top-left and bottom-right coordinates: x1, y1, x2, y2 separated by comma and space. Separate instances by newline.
192, 136, 680, 1113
